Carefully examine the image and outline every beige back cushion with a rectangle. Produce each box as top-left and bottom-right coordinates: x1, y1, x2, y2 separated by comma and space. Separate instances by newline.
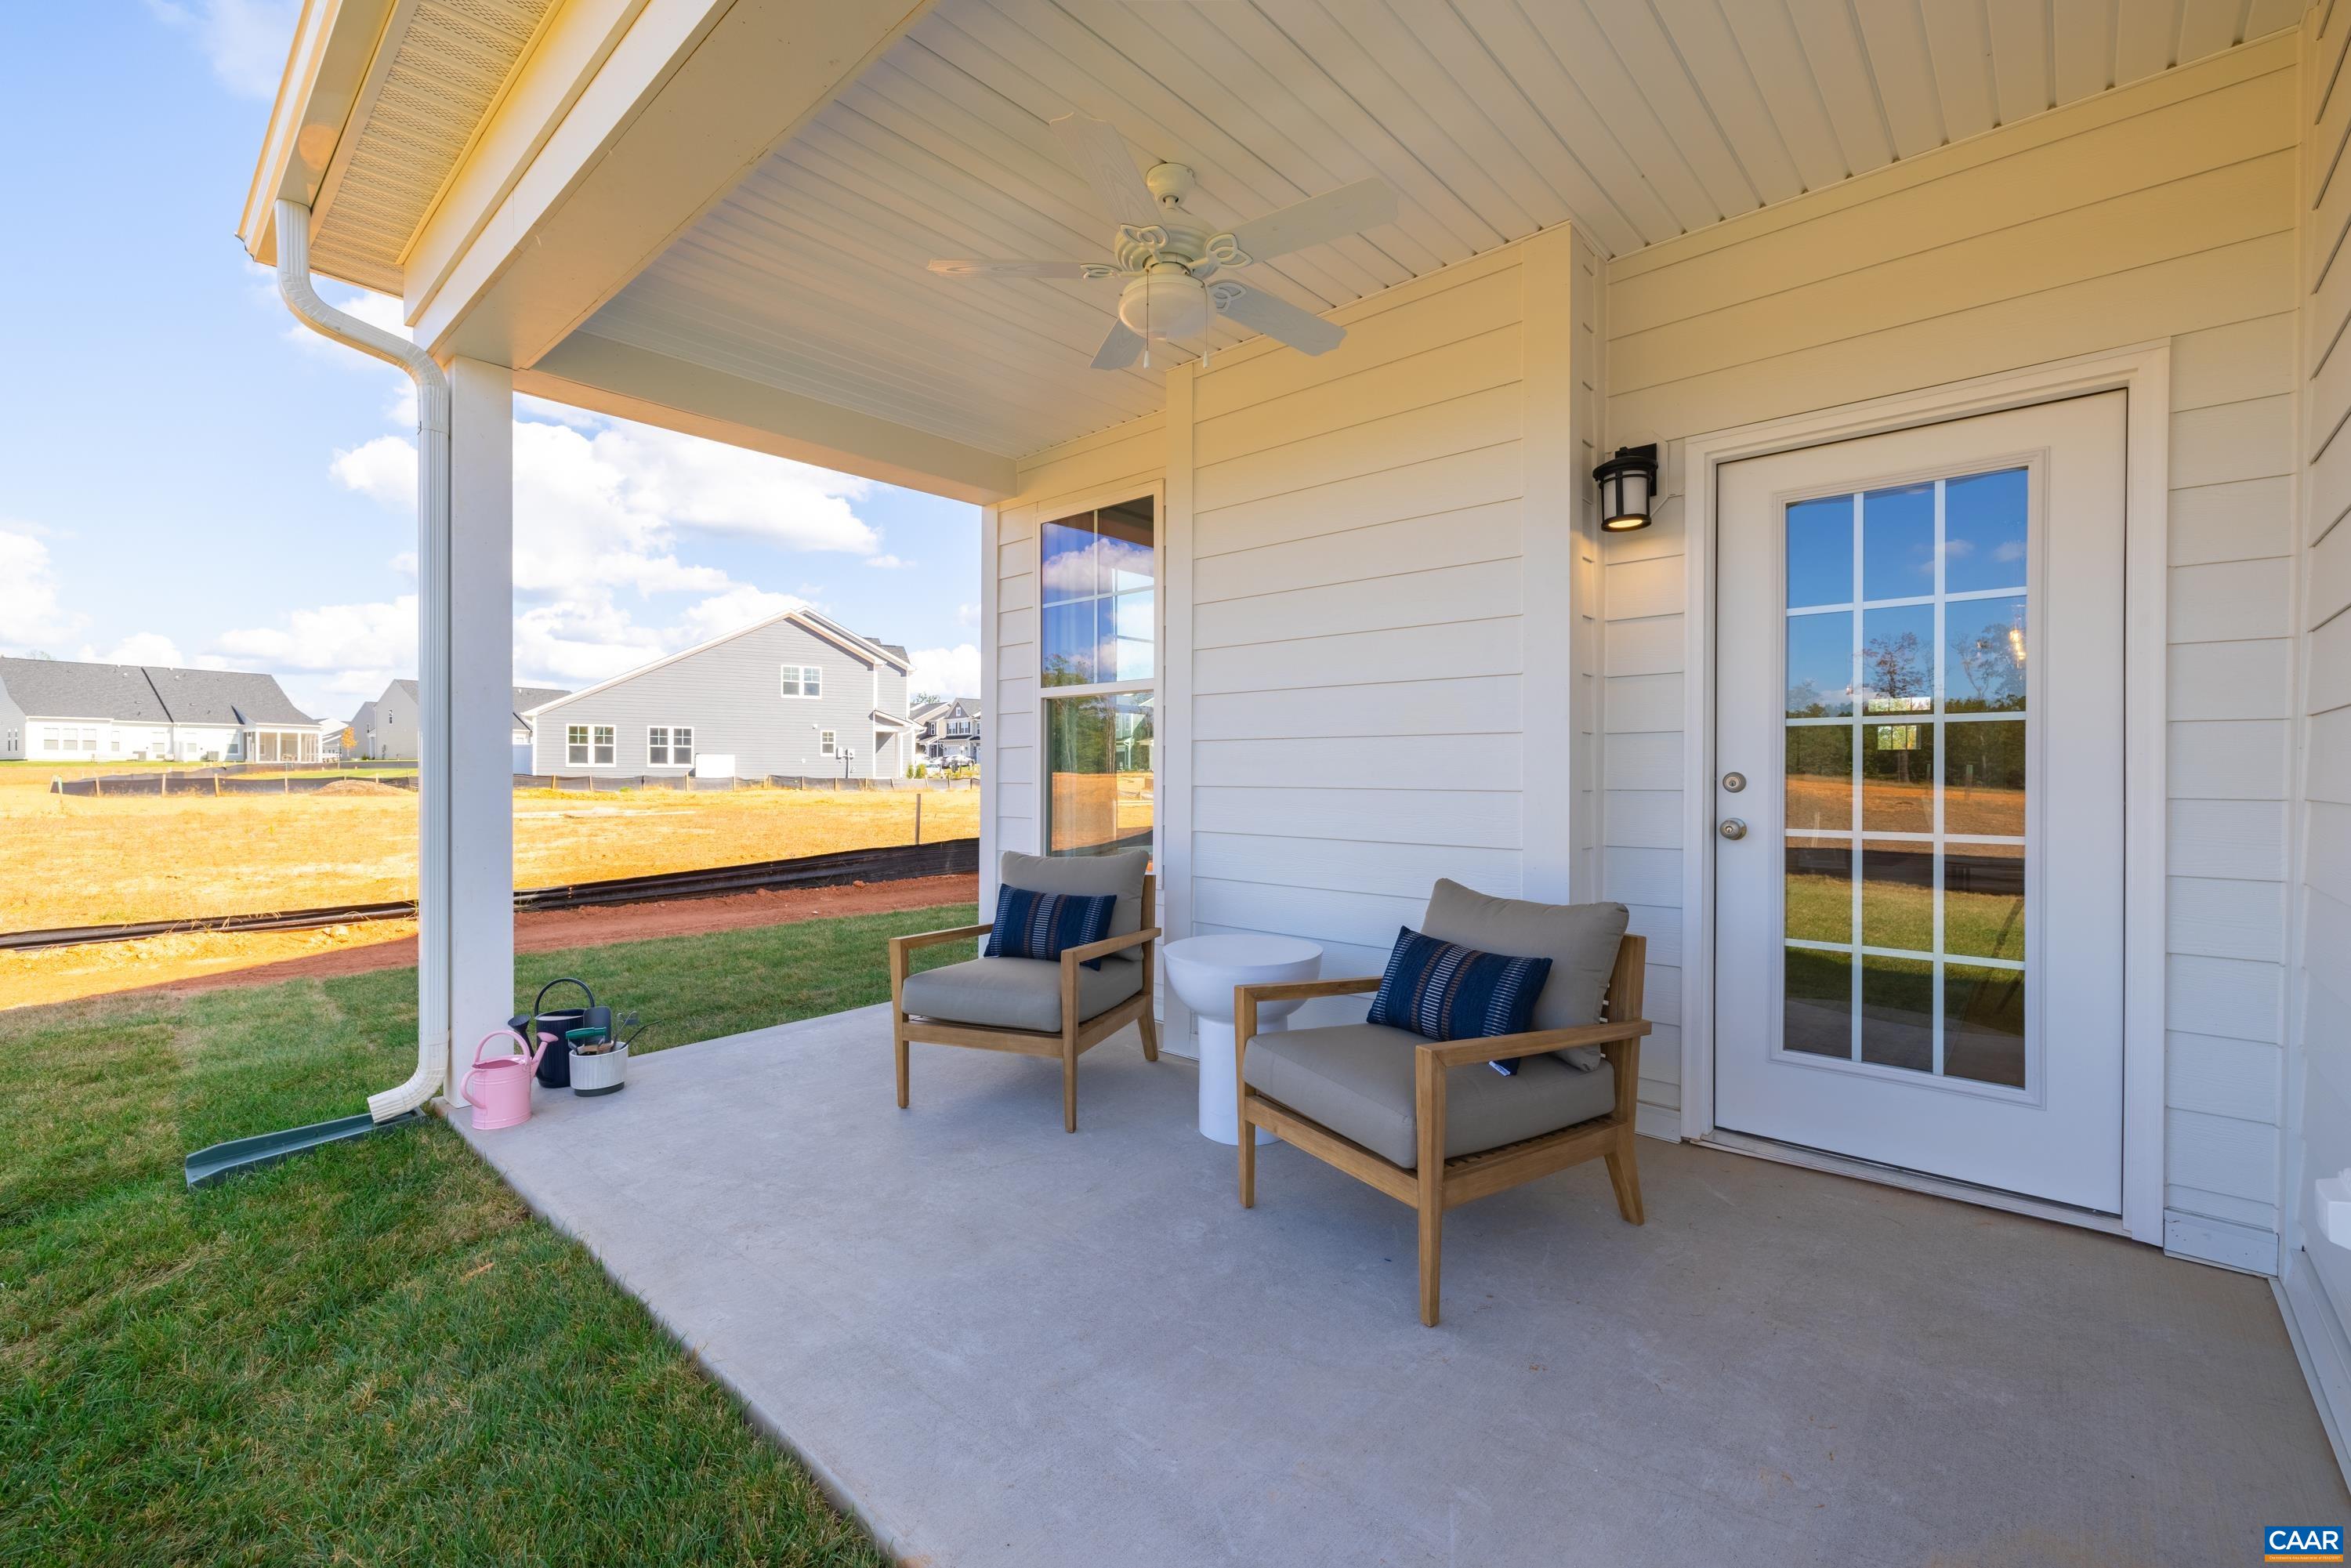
998, 848, 1150, 945
1418, 878, 1628, 1033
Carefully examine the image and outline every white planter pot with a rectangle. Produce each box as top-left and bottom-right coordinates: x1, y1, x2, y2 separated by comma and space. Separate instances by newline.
569, 1043, 628, 1096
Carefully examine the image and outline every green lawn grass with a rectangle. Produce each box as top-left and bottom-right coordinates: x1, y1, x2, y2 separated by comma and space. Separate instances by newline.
0, 902, 976, 1566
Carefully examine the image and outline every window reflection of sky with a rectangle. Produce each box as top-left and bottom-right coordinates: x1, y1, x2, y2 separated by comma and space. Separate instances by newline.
1863, 483, 1936, 600
1787, 495, 1851, 607
1786, 611, 1853, 717
1944, 468, 2027, 594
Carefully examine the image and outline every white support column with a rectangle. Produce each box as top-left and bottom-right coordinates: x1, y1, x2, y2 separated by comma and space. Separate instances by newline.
441, 357, 515, 1103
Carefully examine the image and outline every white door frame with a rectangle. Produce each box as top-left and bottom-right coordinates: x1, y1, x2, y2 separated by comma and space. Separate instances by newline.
1672, 344, 2171, 1246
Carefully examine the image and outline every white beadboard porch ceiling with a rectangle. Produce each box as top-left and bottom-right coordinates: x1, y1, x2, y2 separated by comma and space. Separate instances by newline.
580, 0, 2303, 461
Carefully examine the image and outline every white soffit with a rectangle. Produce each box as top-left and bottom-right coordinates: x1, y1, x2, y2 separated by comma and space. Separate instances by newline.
579, 0, 2300, 460
310, 0, 555, 293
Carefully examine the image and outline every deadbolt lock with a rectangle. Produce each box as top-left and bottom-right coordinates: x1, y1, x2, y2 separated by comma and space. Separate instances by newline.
1722, 771, 1747, 793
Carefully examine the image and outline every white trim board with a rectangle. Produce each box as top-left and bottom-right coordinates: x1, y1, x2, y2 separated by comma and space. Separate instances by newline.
2277, 1248, 2351, 1490
1670, 344, 2172, 1248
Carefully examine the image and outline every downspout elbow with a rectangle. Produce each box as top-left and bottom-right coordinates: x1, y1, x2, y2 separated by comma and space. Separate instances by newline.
273, 197, 451, 1122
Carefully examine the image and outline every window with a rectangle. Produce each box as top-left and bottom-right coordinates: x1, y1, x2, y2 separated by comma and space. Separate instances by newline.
819, 730, 837, 757
648, 725, 694, 767
567, 724, 614, 766
781, 664, 822, 698
1041, 495, 1157, 856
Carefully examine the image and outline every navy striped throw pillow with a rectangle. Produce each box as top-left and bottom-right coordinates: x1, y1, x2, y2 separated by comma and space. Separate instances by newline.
984, 884, 1121, 969
1366, 925, 1552, 1045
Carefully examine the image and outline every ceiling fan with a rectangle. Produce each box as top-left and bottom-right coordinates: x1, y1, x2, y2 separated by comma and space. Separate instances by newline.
927, 114, 1397, 371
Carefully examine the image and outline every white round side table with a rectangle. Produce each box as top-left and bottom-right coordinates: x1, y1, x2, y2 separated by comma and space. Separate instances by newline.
1162, 933, 1324, 1145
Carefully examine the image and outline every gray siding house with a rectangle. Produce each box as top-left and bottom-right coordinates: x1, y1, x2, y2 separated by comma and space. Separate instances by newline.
357, 679, 570, 764
527, 609, 911, 779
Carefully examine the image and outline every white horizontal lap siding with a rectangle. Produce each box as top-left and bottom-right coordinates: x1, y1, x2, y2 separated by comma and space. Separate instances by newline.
1188, 250, 1534, 1031
1602, 41, 2300, 1222
2292, 6, 2351, 1372
988, 242, 1610, 1051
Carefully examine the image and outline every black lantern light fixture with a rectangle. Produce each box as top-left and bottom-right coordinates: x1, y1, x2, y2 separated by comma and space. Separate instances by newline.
1592, 443, 1659, 532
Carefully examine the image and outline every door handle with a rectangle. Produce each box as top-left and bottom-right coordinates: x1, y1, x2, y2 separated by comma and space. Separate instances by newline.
1719, 819, 1748, 841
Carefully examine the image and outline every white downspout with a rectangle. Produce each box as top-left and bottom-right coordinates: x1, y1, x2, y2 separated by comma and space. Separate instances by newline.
274, 197, 453, 1121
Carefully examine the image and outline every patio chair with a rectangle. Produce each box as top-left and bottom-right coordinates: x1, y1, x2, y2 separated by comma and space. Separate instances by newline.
889, 849, 1161, 1132
1233, 881, 1650, 1325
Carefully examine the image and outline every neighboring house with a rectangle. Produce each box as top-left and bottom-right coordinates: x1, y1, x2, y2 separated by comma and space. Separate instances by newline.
0, 657, 318, 762
355, 679, 571, 764
508, 685, 570, 772
527, 609, 911, 779
911, 697, 980, 764
346, 698, 381, 759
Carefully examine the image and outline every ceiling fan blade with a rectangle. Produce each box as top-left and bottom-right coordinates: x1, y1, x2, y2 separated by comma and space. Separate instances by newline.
928, 259, 1099, 278
1051, 113, 1160, 228
1215, 285, 1344, 356
1090, 320, 1145, 371
1226, 178, 1397, 264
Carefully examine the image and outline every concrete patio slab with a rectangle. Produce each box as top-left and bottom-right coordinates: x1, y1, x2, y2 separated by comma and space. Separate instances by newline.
459, 1007, 2346, 1566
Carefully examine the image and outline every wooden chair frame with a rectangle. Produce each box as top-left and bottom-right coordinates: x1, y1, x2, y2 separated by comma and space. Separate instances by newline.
1234, 933, 1650, 1325
889, 875, 1161, 1132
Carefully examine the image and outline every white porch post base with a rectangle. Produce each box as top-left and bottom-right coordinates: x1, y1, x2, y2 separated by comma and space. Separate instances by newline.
441, 357, 515, 1103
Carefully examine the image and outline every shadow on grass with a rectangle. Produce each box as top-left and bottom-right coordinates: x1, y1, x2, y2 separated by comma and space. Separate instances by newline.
0, 903, 975, 1566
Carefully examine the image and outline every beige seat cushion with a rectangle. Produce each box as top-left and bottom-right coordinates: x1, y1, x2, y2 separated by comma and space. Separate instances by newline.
902, 954, 1143, 1034
1244, 1022, 1617, 1169
1419, 880, 1628, 1069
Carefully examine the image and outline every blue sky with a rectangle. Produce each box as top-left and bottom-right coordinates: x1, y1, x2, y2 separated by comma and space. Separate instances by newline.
0, 2, 982, 719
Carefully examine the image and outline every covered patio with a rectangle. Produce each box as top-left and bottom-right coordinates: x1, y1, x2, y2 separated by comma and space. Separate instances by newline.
242, 0, 2351, 1555
465, 1006, 2339, 1566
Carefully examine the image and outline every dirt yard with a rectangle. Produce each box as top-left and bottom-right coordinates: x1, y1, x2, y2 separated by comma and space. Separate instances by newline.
0, 771, 981, 1005
1, 871, 982, 1010
0, 775, 979, 929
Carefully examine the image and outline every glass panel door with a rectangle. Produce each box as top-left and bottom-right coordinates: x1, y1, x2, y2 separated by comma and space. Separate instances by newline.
1780, 469, 2030, 1092
1713, 393, 2124, 1214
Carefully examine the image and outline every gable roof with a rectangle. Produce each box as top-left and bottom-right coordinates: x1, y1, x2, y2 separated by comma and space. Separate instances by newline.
528, 607, 911, 715
0, 657, 313, 726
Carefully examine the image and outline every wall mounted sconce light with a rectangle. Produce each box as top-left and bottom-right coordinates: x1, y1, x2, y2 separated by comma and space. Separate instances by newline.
1593, 444, 1659, 532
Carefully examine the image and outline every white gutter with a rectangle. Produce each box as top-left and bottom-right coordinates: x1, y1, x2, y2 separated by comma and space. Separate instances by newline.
274, 196, 453, 1122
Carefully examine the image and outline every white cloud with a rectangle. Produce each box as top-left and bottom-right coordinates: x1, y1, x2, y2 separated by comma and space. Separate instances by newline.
147, 0, 300, 100
864, 553, 915, 570
286, 401, 911, 712
79, 632, 187, 667
676, 587, 810, 646
0, 528, 86, 654
909, 643, 980, 701
955, 602, 980, 628
331, 434, 417, 510
216, 596, 418, 678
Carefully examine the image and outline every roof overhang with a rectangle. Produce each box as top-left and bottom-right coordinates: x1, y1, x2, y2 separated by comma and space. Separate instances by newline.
242, 0, 2304, 502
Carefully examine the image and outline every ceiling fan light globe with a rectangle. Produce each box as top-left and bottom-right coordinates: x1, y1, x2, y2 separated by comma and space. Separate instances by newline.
1118, 271, 1208, 341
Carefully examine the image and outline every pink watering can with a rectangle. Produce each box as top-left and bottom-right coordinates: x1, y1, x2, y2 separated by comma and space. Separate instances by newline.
463, 1029, 546, 1131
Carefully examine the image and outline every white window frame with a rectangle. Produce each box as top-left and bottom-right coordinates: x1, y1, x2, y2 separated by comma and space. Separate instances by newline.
566, 723, 591, 766
1038, 488, 1164, 862
567, 722, 616, 767
781, 664, 823, 698
819, 729, 837, 758
647, 723, 696, 769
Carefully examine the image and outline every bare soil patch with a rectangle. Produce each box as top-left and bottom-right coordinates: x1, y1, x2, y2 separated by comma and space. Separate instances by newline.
112, 872, 979, 1000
